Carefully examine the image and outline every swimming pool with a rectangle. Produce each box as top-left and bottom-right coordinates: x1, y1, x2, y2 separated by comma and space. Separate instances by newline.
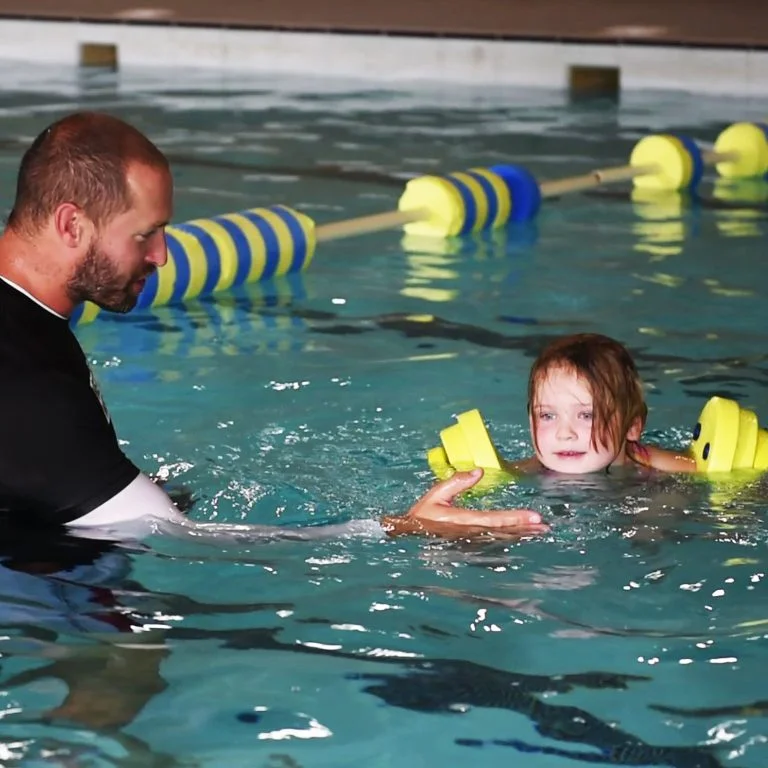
0, 63, 767, 767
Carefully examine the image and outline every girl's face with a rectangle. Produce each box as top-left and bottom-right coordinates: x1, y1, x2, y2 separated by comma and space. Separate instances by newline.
530, 367, 639, 474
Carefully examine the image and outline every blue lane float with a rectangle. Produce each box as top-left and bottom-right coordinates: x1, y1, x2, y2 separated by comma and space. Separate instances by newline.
72, 205, 316, 326
396, 123, 768, 237
71, 122, 768, 325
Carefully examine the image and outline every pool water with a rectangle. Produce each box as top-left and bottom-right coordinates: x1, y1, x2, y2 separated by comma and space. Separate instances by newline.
0, 64, 766, 767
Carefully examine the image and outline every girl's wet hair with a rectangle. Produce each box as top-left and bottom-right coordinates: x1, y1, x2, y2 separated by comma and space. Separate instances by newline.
527, 333, 648, 451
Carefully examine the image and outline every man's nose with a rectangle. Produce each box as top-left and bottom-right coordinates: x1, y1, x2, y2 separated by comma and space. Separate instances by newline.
148, 231, 168, 268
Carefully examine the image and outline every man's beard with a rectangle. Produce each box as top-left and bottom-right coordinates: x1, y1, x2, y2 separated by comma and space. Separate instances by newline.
67, 242, 147, 314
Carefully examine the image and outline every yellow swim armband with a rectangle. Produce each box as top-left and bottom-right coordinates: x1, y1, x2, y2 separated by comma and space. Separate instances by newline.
690, 396, 768, 513
427, 409, 516, 491
691, 396, 768, 474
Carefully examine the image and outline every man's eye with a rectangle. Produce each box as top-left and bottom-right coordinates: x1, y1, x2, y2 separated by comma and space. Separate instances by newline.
136, 228, 159, 242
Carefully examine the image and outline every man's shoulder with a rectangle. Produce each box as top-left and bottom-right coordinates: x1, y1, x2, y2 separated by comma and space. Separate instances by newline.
0, 276, 71, 331
0, 280, 84, 378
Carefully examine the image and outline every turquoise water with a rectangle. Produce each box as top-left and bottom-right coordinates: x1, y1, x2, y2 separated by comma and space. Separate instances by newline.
0, 64, 766, 766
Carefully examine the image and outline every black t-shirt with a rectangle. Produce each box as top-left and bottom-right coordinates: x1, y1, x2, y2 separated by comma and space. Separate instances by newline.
0, 278, 140, 525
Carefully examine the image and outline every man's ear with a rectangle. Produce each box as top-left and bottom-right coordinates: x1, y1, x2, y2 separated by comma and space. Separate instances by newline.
53, 203, 91, 247
626, 416, 643, 442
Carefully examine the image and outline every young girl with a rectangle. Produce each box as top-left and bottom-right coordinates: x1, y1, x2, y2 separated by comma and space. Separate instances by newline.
386, 333, 696, 537
511, 333, 696, 476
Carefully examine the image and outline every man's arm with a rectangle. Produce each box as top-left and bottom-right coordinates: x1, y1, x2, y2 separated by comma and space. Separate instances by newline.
5, 374, 546, 539
68, 473, 187, 528
0, 372, 143, 524
78, 470, 549, 540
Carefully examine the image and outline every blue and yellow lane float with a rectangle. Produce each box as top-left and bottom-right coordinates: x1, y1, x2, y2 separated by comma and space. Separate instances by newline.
71, 122, 768, 326
71, 204, 315, 325
428, 396, 767, 493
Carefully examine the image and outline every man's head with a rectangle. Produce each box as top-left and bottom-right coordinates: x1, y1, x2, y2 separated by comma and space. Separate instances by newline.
7, 112, 173, 313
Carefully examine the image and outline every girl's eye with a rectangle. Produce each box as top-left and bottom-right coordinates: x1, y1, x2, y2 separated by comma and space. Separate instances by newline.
538, 411, 555, 421
579, 411, 593, 421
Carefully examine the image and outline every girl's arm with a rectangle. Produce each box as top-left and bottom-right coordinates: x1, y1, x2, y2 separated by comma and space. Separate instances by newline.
628, 441, 697, 473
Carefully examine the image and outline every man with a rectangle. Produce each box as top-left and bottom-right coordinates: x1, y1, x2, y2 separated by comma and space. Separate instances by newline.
0, 112, 546, 539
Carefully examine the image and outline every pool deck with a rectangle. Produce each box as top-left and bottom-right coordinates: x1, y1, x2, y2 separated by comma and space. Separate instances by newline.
0, 0, 767, 48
